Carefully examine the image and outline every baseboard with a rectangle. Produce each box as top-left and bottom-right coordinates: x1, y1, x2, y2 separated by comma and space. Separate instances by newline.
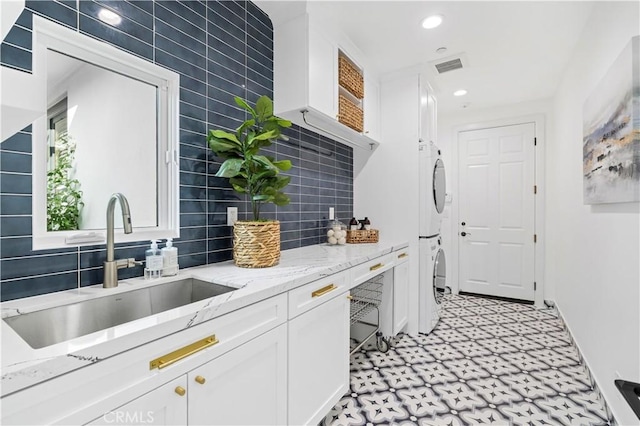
458, 291, 535, 305
554, 301, 617, 425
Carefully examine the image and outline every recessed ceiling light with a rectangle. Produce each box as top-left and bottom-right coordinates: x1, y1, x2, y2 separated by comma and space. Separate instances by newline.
454, 89, 468, 97
98, 8, 122, 26
421, 15, 443, 29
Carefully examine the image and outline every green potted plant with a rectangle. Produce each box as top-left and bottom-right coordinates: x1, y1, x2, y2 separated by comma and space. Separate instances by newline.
207, 95, 292, 268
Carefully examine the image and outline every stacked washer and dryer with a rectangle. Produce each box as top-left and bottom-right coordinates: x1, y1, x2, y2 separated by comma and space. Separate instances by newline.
418, 141, 448, 335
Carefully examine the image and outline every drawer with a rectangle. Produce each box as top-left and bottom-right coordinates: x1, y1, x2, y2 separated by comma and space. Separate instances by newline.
288, 272, 348, 319
394, 247, 410, 265
351, 253, 395, 287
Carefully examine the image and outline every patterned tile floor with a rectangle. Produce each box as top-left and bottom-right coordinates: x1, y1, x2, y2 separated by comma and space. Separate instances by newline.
322, 294, 612, 426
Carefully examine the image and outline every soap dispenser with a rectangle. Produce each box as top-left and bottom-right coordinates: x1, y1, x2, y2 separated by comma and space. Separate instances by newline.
161, 238, 179, 277
145, 240, 162, 279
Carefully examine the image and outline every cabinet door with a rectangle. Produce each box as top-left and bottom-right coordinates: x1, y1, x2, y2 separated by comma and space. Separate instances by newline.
289, 291, 350, 425
188, 324, 287, 426
364, 76, 380, 140
419, 75, 437, 144
393, 258, 410, 335
309, 27, 337, 118
427, 92, 437, 143
87, 377, 187, 426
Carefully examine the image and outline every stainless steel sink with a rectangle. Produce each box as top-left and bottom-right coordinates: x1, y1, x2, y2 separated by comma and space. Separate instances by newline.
3, 278, 235, 349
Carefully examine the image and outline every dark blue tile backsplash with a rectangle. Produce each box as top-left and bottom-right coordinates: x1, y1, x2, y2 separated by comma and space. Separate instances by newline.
0, 0, 354, 301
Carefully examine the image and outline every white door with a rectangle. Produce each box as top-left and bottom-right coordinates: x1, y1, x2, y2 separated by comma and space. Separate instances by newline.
188, 324, 288, 426
289, 292, 350, 426
458, 123, 536, 301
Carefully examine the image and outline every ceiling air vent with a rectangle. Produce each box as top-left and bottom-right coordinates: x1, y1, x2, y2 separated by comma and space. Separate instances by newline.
435, 58, 463, 74
429, 53, 468, 75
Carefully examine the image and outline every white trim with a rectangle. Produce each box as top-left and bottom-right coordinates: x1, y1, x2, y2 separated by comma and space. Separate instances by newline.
31, 16, 180, 250
555, 302, 616, 423
450, 114, 546, 307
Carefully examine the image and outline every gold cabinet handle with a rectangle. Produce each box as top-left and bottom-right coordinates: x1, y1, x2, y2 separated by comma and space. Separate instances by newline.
150, 335, 219, 370
398, 252, 408, 259
195, 375, 206, 385
370, 263, 384, 271
175, 386, 186, 396
346, 295, 353, 300
312, 283, 336, 298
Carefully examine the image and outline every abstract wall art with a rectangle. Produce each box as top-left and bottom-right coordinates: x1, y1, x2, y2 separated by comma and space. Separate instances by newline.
583, 36, 639, 204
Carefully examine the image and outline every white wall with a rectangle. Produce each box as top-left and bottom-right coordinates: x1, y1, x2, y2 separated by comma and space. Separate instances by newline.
354, 73, 421, 333
547, 2, 639, 424
438, 99, 553, 301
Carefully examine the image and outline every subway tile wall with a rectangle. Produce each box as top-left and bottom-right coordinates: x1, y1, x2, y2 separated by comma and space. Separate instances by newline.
0, 0, 354, 301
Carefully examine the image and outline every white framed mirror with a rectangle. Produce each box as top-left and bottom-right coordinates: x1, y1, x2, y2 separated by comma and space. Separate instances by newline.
31, 17, 180, 250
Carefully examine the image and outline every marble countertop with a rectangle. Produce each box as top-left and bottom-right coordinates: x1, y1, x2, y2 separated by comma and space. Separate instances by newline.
0, 240, 408, 397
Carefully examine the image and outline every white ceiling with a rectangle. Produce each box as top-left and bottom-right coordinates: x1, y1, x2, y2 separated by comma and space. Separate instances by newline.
256, 1, 595, 113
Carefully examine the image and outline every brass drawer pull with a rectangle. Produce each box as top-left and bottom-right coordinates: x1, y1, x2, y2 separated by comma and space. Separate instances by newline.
195, 375, 206, 385
312, 284, 336, 298
150, 335, 219, 370
175, 386, 186, 396
398, 253, 408, 259
369, 263, 384, 271
346, 295, 353, 300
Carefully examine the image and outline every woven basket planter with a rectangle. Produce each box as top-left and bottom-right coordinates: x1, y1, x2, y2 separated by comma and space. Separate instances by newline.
233, 220, 280, 268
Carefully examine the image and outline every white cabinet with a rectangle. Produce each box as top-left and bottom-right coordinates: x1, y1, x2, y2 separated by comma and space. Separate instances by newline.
419, 74, 437, 145
288, 286, 350, 425
392, 250, 410, 335
1, 247, 412, 426
273, 13, 381, 150
188, 324, 287, 425
308, 27, 337, 119
363, 77, 380, 141
87, 377, 187, 426
88, 325, 287, 426
379, 248, 410, 338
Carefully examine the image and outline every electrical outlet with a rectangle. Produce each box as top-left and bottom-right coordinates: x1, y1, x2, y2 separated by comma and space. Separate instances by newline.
227, 207, 238, 226
329, 207, 335, 220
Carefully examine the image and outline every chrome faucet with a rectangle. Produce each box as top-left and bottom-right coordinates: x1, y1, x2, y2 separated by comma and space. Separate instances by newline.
103, 193, 141, 288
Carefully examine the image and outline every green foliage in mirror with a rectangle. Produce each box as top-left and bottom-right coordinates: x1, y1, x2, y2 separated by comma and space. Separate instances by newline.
207, 96, 293, 221
47, 133, 84, 231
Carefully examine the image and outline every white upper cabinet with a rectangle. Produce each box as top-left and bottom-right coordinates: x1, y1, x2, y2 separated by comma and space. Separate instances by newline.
419, 74, 437, 144
273, 13, 381, 150
363, 76, 380, 140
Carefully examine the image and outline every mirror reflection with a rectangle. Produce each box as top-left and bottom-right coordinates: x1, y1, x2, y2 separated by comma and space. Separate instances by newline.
45, 49, 158, 231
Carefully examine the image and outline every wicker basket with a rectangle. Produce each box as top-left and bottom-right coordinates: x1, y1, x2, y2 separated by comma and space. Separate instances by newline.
233, 221, 280, 268
339, 55, 364, 99
346, 229, 379, 244
338, 94, 364, 133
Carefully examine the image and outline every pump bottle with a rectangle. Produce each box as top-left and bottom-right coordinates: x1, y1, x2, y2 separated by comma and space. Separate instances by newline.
162, 238, 179, 277
145, 240, 162, 279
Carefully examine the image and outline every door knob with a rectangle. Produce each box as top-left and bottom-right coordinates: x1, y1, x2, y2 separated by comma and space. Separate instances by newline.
195, 375, 206, 384
461, 231, 471, 237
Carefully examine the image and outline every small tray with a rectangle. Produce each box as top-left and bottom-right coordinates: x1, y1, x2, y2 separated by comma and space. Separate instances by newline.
346, 229, 379, 244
